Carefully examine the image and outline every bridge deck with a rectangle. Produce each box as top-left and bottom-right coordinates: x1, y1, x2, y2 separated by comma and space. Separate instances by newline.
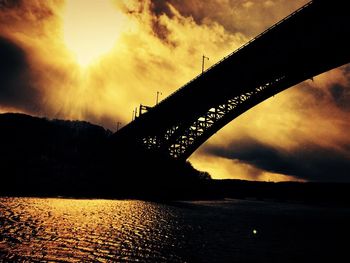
113, 0, 350, 159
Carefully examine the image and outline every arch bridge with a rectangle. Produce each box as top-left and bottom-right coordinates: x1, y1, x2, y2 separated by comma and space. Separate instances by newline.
113, 0, 350, 161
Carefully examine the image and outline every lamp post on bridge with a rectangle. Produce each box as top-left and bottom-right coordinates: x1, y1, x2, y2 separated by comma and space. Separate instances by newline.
132, 107, 138, 121
156, 91, 162, 105
202, 55, 209, 74
116, 121, 121, 131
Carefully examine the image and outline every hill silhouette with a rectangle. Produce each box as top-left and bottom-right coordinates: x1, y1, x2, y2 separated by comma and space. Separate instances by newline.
0, 113, 210, 199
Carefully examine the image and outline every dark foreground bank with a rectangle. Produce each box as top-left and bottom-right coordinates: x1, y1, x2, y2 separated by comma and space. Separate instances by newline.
1, 113, 350, 203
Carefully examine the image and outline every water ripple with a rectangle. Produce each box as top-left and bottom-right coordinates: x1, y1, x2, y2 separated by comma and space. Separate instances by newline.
2, 197, 350, 262
0, 198, 185, 262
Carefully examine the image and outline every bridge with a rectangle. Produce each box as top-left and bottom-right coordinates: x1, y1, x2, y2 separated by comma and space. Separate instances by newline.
113, 0, 350, 161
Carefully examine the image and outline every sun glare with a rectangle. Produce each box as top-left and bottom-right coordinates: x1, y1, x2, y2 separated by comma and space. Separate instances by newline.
62, 0, 124, 67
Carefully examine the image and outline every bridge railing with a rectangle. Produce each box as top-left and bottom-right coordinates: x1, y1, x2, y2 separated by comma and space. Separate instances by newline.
152, 0, 313, 109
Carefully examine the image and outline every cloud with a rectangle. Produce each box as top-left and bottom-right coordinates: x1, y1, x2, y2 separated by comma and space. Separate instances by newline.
1, 0, 247, 130
0, 36, 42, 113
204, 136, 350, 182
189, 151, 301, 182
149, 0, 309, 36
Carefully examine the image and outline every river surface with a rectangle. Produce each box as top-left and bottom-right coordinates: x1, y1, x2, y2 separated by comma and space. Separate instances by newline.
1, 197, 349, 262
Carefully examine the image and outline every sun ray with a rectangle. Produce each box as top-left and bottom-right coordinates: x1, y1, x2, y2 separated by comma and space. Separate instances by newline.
62, 0, 125, 67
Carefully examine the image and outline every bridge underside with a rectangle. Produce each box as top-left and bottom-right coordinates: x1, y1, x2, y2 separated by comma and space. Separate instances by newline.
113, 0, 350, 161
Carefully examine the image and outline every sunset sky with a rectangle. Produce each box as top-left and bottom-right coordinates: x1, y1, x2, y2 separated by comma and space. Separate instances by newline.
1, 0, 349, 182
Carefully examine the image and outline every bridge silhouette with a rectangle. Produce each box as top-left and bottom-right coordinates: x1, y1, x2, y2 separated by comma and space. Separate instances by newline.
113, 0, 350, 161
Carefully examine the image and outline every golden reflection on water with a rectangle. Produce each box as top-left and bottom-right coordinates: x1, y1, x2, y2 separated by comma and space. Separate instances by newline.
2, 197, 350, 262
0, 197, 183, 262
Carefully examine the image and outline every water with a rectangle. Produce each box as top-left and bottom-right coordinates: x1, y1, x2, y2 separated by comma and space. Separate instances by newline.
1, 198, 349, 262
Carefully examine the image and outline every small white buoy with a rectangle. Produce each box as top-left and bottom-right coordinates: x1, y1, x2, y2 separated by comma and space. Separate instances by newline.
253, 229, 257, 235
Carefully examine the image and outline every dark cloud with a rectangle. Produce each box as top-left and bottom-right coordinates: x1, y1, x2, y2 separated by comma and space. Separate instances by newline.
206, 137, 350, 182
0, 0, 21, 9
330, 84, 350, 111
119, 1, 170, 43
151, 18, 174, 45
288, 64, 350, 114
0, 0, 55, 29
0, 36, 42, 113
149, 0, 173, 17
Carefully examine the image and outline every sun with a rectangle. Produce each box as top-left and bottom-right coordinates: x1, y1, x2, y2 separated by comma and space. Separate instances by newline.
62, 0, 125, 67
